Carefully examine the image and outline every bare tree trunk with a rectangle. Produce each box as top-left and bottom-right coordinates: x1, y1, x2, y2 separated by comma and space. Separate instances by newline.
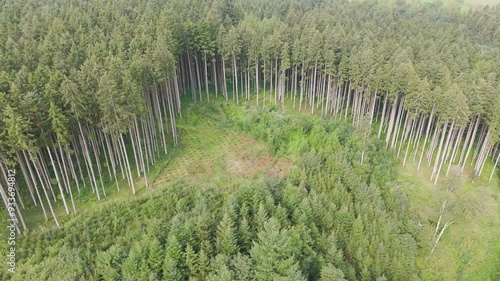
22, 150, 47, 220
213, 60, 218, 98
58, 141, 76, 214
89, 130, 106, 198
187, 53, 197, 102
72, 136, 86, 188
428, 202, 453, 260
120, 134, 135, 194
474, 128, 491, 176
391, 97, 405, 149
46, 147, 69, 214
263, 59, 267, 105
17, 151, 37, 205
78, 122, 99, 200
299, 62, 304, 111
397, 114, 410, 157
104, 133, 119, 191
222, 59, 228, 100
30, 153, 59, 227
403, 118, 416, 166
385, 95, 399, 148
472, 125, 487, 165
378, 94, 388, 139
489, 150, 499, 182
194, 54, 202, 101
135, 118, 149, 188
430, 221, 453, 256
430, 122, 449, 182
204, 53, 209, 102
256, 58, 259, 106
446, 127, 464, 176
369, 90, 377, 125
434, 122, 455, 185
461, 115, 480, 173
155, 85, 167, 154
418, 107, 435, 170
458, 116, 475, 165
344, 82, 351, 120
413, 115, 426, 160
233, 56, 239, 105
293, 65, 298, 108
39, 152, 57, 201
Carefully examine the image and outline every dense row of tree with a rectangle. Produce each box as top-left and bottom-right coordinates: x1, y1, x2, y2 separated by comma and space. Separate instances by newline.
3, 103, 419, 280
0, 0, 499, 235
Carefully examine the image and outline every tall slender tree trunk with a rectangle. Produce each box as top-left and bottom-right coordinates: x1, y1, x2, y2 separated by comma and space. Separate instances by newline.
17, 151, 36, 205
222, 59, 228, 100
120, 134, 135, 194
378, 94, 388, 138
418, 106, 435, 170
233, 56, 239, 105
22, 150, 47, 220
489, 151, 499, 182
58, 141, 76, 214
30, 152, 59, 227
385, 95, 399, 148
256, 58, 259, 106
446, 127, 464, 176
391, 97, 405, 149
187, 53, 197, 102
299, 62, 304, 111
204, 53, 209, 102
46, 147, 69, 214
403, 118, 416, 166
461, 115, 480, 173
413, 115, 426, 160
135, 118, 149, 188
213, 60, 218, 98
78, 122, 99, 200
434, 122, 455, 185
431, 122, 449, 182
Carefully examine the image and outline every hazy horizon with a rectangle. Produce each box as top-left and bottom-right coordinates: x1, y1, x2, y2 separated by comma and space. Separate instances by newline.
464, 0, 500, 5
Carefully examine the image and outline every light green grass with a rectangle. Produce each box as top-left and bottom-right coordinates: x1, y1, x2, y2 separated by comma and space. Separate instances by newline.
397, 154, 499, 280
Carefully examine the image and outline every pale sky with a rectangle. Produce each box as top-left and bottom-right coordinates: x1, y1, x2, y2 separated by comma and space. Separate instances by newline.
464, 0, 500, 5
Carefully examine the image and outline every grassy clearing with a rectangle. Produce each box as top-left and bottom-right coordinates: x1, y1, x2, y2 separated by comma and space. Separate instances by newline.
154, 102, 292, 188
13, 97, 292, 234
396, 153, 499, 280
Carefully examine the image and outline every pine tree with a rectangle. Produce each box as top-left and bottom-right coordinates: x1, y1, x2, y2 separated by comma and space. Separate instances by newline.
216, 211, 239, 256
319, 263, 346, 281
250, 218, 305, 281
147, 238, 164, 274
231, 253, 254, 281
163, 234, 185, 281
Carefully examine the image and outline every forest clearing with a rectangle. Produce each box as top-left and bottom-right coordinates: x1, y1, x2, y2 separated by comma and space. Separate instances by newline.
0, 0, 498, 280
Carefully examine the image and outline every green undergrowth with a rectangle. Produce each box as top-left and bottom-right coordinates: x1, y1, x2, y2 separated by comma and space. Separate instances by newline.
0, 97, 411, 280
2, 94, 498, 280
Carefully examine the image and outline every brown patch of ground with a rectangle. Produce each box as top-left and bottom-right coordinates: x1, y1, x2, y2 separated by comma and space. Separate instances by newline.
154, 119, 292, 187
226, 136, 291, 177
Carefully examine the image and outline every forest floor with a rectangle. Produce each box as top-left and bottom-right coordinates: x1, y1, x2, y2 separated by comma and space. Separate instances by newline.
154, 115, 291, 189
399, 160, 499, 280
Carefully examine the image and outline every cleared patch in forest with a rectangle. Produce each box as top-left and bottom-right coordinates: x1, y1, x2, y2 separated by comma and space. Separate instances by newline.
398, 153, 499, 280
154, 109, 292, 188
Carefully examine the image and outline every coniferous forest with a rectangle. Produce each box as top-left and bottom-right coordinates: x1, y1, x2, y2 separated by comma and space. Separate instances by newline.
0, 0, 499, 280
